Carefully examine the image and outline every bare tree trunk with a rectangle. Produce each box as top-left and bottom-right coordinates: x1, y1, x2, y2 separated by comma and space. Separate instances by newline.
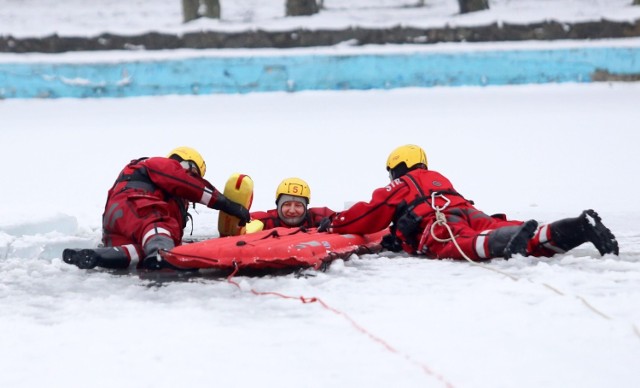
182, 0, 200, 23
182, 0, 220, 22
202, 0, 221, 19
458, 0, 490, 14
286, 0, 320, 17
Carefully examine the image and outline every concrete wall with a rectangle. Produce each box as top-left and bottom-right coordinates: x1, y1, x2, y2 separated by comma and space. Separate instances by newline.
1, 46, 639, 99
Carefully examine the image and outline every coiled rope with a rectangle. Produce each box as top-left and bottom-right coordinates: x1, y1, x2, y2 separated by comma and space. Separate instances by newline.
427, 192, 640, 340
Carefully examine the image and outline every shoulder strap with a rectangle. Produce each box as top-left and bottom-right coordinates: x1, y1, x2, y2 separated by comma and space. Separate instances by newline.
404, 173, 473, 207
403, 174, 432, 209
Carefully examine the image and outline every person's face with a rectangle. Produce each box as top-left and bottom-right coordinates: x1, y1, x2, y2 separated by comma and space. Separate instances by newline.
281, 201, 306, 219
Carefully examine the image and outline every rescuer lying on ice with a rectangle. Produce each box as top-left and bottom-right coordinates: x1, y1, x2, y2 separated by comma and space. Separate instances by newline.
63, 146, 251, 270
318, 144, 619, 260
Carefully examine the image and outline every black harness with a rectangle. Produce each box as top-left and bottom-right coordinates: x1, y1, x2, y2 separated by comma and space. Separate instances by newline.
112, 157, 191, 229
111, 157, 152, 191
117, 168, 155, 192
391, 174, 472, 250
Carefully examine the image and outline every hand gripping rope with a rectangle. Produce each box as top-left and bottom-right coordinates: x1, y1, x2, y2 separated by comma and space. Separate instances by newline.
424, 192, 640, 340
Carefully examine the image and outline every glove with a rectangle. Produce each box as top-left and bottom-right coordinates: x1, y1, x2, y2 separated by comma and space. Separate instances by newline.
214, 195, 251, 226
381, 234, 403, 252
317, 217, 332, 233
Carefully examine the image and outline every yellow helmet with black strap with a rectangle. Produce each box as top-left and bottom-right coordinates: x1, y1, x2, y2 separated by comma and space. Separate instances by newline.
168, 146, 207, 177
386, 144, 428, 180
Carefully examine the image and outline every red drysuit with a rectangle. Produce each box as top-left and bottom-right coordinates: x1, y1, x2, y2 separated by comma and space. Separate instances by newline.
329, 168, 560, 260
250, 207, 336, 230
101, 157, 224, 267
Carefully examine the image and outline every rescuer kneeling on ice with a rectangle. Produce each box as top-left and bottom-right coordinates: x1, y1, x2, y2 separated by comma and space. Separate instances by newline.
63, 146, 250, 270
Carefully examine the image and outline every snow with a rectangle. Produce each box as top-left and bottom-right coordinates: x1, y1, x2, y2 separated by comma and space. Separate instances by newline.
2, 83, 639, 388
1, 0, 640, 38
1, 1, 640, 388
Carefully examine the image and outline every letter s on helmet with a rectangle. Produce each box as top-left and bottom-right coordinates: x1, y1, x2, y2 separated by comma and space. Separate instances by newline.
386, 144, 428, 180
275, 177, 311, 205
168, 146, 207, 177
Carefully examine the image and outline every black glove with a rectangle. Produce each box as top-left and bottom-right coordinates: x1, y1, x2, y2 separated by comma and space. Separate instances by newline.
317, 217, 332, 233
381, 234, 403, 252
214, 195, 251, 226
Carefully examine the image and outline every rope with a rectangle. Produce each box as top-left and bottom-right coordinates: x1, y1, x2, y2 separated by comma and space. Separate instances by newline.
425, 194, 639, 340
429, 214, 519, 281
226, 263, 455, 388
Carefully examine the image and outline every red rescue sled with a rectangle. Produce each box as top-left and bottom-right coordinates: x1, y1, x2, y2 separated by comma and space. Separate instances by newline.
160, 227, 387, 272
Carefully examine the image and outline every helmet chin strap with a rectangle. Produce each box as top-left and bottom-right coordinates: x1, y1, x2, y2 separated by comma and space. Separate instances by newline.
180, 160, 200, 176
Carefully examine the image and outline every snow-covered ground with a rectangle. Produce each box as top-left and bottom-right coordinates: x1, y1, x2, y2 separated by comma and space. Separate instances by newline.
1, 83, 639, 388
1, 1, 640, 388
1, 0, 640, 37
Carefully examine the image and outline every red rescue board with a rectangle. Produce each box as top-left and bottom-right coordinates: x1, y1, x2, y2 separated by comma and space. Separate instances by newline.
160, 227, 387, 271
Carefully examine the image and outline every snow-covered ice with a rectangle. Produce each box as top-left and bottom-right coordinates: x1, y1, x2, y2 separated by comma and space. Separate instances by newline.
1, 83, 639, 388
1, 1, 640, 387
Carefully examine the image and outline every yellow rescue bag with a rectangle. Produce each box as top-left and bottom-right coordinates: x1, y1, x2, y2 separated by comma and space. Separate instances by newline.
218, 173, 254, 237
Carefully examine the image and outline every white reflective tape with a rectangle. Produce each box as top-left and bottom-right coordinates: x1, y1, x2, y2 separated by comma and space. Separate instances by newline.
538, 224, 565, 253
142, 227, 171, 247
200, 187, 213, 205
475, 236, 487, 259
475, 230, 492, 259
122, 244, 140, 267
538, 225, 550, 244
547, 245, 565, 254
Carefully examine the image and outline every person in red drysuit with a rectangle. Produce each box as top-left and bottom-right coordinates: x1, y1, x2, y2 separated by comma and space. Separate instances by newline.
63, 146, 250, 270
250, 177, 335, 230
318, 144, 619, 260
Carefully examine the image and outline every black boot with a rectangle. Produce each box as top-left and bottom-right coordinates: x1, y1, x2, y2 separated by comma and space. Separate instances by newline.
550, 209, 619, 256
141, 252, 180, 270
503, 220, 539, 259
141, 234, 176, 270
62, 247, 129, 269
486, 220, 538, 259
583, 210, 619, 255
63, 249, 99, 269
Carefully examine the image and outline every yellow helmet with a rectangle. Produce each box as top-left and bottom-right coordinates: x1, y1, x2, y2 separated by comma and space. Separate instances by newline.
386, 144, 428, 179
275, 177, 311, 204
168, 146, 207, 177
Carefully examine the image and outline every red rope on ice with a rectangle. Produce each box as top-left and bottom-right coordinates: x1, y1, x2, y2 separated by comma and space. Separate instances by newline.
226, 264, 455, 388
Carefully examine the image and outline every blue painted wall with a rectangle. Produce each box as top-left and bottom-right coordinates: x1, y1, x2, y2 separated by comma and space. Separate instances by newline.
0, 46, 638, 99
